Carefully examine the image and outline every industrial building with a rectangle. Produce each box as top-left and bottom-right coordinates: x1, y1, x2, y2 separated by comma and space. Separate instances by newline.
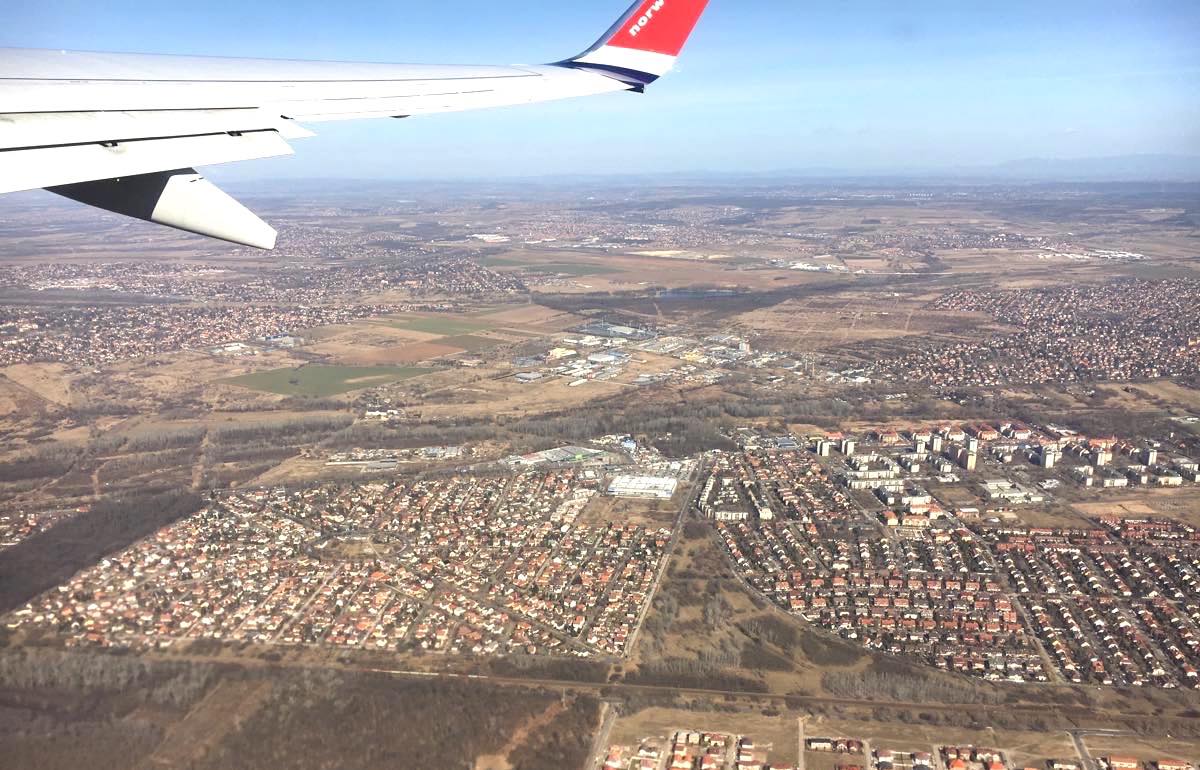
607, 475, 678, 500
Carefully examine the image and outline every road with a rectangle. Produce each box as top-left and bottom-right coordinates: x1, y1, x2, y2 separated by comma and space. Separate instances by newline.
582, 700, 618, 770
1068, 728, 1131, 770
797, 716, 806, 770
1069, 730, 1096, 770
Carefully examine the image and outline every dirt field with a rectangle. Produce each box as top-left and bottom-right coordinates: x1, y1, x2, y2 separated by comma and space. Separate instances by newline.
579, 491, 685, 527
1072, 488, 1200, 527
406, 368, 632, 421
299, 308, 563, 366
804, 715, 1080, 767
608, 707, 801, 765
735, 297, 1004, 354
1132, 380, 1200, 412
163, 350, 306, 393
309, 341, 465, 364
0, 378, 34, 417
324, 320, 444, 344
1082, 733, 1200, 763
1, 362, 73, 405
506, 249, 828, 294
474, 303, 576, 323
138, 680, 273, 769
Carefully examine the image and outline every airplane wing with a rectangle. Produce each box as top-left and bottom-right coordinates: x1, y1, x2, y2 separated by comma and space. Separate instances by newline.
0, 0, 710, 248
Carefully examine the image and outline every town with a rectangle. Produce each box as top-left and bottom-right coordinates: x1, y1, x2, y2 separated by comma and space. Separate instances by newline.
7, 413, 1200, 694
2, 180, 1199, 769
0, 257, 521, 366
596, 727, 1194, 770
867, 281, 1200, 386
5, 469, 672, 658
703, 421, 1200, 688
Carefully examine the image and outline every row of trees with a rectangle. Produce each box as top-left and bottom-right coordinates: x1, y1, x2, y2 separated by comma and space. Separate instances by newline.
0, 648, 215, 709
200, 671, 569, 770
209, 415, 352, 446
0, 444, 78, 483
821, 668, 1007, 705
625, 657, 768, 693
0, 650, 608, 769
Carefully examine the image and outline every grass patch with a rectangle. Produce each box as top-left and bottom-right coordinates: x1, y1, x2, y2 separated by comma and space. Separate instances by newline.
386, 316, 491, 335
495, 328, 544, 338
525, 262, 623, 276
478, 257, 622, 276
440, 334, 504, 352
221, 365, 431, 396
477, 256, 523, 267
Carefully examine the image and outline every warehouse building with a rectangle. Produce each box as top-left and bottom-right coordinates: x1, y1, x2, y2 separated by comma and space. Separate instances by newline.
607, 475, 678, 500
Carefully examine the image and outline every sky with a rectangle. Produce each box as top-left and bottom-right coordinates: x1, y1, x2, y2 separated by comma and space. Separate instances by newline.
6, 0, 1200, 180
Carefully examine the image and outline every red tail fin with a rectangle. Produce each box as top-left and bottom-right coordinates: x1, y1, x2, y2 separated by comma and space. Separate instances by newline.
604, 0, 710, 56
565, 0, 711, 85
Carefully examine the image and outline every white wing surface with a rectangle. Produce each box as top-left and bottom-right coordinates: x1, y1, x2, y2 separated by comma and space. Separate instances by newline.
0, 0, 710, 248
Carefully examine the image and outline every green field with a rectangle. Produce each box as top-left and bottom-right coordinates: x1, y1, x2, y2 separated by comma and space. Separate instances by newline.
477, 256, 523, 267
478, 257, 622, 276
525, 262, 623, 276
386, 316, 492, 335
441, 334, 504, 352
221, 365, 431, 396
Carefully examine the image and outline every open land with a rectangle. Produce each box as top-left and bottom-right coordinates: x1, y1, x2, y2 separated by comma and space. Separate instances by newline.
220, 365, 433, 397
0, 180, 1198, 768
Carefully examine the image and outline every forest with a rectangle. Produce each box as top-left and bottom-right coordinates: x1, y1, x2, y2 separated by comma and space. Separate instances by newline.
0, 488, 203, 613
0, 648, 603, 770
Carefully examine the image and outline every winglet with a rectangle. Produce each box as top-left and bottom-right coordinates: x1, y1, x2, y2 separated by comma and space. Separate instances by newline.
562, 0, 711, 87
50, 169, 277, 250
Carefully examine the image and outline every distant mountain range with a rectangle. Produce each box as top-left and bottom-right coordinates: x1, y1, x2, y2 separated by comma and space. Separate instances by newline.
982, 154, 1200, 181
766, 155, 1200, 183
212, 154, 1200, 192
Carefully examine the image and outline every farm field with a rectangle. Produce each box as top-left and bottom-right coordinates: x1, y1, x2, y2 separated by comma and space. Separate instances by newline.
478, 256, 624, 276
439, 334, 505, 352
220, 365, 432, 396
309, 341, 463, 365
523, 262, 625, 276
385, 315, 493, 336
